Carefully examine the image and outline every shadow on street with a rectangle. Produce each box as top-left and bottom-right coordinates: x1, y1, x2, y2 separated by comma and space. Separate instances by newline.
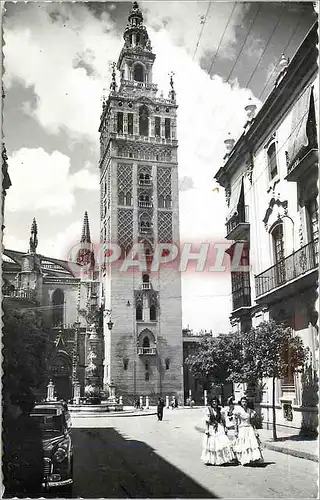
71, 427, 217, 498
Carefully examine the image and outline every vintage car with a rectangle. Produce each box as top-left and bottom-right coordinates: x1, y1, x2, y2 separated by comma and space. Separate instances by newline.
30, 402, 73, 494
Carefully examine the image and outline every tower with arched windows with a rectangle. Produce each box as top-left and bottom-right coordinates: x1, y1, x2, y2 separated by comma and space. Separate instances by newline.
99, 2, 183, 402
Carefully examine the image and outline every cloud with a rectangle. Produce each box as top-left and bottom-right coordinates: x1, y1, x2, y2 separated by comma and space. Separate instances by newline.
6, 147, 99, 215
3, 3, 120, 141
142, 1, 248, 64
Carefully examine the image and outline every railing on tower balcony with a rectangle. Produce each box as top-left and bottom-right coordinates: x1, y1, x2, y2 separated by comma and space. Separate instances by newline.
140, 226, 153, 236
137, 347, 157, 355
111, 132, 176, 146
120, 79, 158, 92
255, 239, 318, 298
138, 200, 153, 208
138, 178, 152, 187
226, 205, 249, 240
141, 283, 151, 290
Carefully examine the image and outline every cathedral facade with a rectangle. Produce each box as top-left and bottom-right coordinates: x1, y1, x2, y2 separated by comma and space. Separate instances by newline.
99, 2, 184, 401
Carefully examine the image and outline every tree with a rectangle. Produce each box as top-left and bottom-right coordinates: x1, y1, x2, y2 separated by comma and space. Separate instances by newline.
185, 333, 242, 402
2, 304, 49, 406
234, 320, 307, 441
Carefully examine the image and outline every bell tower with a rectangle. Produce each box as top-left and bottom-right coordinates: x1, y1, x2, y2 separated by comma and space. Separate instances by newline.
99, 1, 183, 402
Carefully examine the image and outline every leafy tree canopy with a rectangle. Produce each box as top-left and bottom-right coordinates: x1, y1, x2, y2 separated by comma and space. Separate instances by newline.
2, 304, 49, 396
185, 333, 242, 385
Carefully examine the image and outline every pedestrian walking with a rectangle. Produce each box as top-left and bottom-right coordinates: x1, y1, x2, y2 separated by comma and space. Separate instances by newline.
233, 395, 263, 465
221, 396, 237, 443
201, 397, 235, 466
171, 396, 175, 409
157, 397, 165, 421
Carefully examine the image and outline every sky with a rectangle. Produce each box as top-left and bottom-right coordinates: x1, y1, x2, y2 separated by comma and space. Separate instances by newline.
2, 1, 317, 332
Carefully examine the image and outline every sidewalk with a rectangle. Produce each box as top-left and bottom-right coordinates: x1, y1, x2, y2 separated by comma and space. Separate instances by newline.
194, 424, 318, 462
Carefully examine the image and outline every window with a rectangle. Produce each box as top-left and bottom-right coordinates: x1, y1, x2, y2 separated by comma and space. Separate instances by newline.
52, 289, 64, 327
118, 192, 125, 205
155, 117, 161, 137
145, 372, 149, 381
158, 195, 164, 208
165, 358, 170, 370
123, 358, 129, 370
117, 112, 123, 134
142, 274, 149, 284
150, 304, 157, 321
128, 113, 133, 135
139, 172, 151, 185
140, 214, 152, 234
267, 143, 278, 180
136, 304, 142, 321
165, 118, 171, 139
139, 106, 149, 136
143, 336, 150, 348
134, 63, 144, 82
125, 192, 132, 206
272, 223, 285, 285
306, 197, 319, 243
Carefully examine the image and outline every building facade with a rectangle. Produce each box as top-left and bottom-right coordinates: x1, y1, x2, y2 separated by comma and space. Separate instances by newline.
99, 2, 183, 402
215, 22, 318, 433
2, 213, 102, 402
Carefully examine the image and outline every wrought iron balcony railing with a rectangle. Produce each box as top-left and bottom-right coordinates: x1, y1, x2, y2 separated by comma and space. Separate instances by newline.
142, 283, 151, 290
255, 239, 318, 298
226, 205, 249, 239
138, 179, 152, 186
137, 347, 157, 355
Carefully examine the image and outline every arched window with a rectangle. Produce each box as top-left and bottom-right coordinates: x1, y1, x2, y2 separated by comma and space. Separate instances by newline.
165, 196, 172, 209
134, 63, 144, 82
142, 274, 149, 283
143, 336, 150, 348
125, 192, 132, 206
52, 289, 64, 327
150, 304, 157, 321
118, 192, 125, 205
140, 214, 152, 234
267, 143, 278, 180
158, 195, 164, 208
136, 304, 142, 321
165, 358, 170, 370
139, 106, 149, 137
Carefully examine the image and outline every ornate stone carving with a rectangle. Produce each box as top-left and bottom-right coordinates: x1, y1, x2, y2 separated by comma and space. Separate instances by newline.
117, 163, 133, 204
118, 208, 133, 250
262, 197, 288, 231
158, 211, 172, 243
157, 167, 172, 198
134, 290, 143, 307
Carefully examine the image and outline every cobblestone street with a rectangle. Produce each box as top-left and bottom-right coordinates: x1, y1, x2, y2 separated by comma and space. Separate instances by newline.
70, 409, 318, 498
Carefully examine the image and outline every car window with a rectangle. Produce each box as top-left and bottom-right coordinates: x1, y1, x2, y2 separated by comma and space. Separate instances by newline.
31, 414, 65, 437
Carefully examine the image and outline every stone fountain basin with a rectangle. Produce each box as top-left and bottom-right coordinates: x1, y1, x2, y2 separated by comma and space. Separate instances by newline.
69, 402, 123, 413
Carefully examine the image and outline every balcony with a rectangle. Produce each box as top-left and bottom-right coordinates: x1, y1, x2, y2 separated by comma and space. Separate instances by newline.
120, 79, 158, 92
138, 200, 153, 208
255, 239, 318, 302
138, 179, 152, 187
286, 147, 318, 182
137, 347, 157, 355
142, 283, 151, 290
111, 132, 176, 147
226, 206, 250, 240
232, 286, 251, 311
139, 227, 153, 236
3, 287, 37, 302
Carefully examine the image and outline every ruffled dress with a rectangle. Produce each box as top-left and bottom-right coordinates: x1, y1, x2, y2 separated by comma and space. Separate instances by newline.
233, 407, 263, 465
201, 407, 235, 465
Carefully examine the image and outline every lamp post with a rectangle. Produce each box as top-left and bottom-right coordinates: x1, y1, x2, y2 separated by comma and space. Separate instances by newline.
72, 321, 81, 402
103, 309, 113, 393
